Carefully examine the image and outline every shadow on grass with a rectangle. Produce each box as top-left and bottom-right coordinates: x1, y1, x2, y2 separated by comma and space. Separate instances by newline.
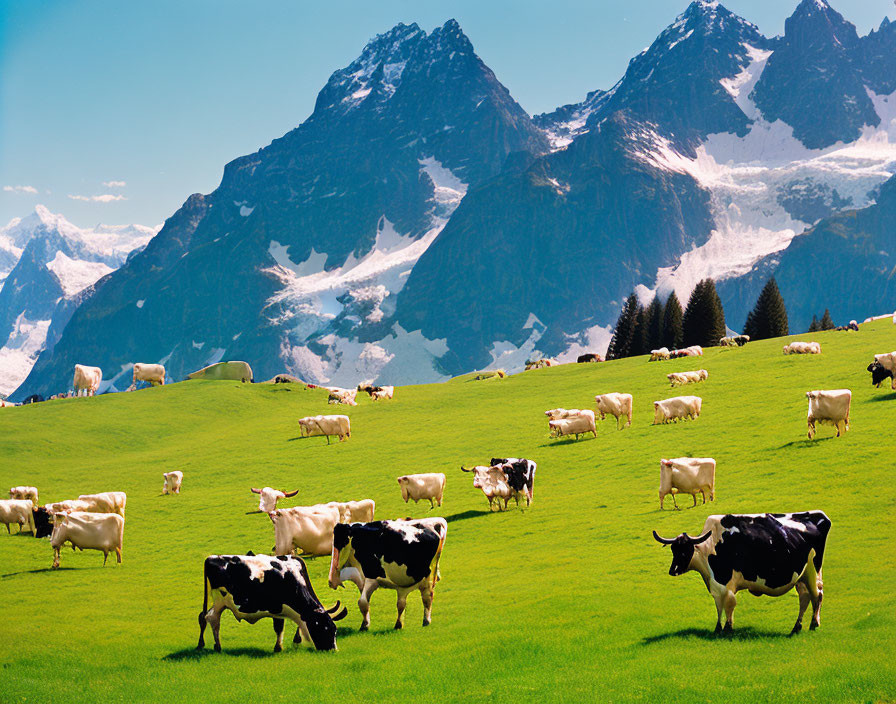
1, 566, 75, 578
164, 646, 278, 661
777, 436, 836, 449
868, 391, 896, 402
640, 626, 791, 644
444, 509, 491, 523
538, 436, 597, 448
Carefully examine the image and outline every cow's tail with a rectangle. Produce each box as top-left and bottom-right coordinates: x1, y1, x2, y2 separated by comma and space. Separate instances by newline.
431, 531, 446, 590
202, 560, 209, 615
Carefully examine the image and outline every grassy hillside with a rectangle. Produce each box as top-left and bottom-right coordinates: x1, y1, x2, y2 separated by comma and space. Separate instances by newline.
1, 321, 894, 703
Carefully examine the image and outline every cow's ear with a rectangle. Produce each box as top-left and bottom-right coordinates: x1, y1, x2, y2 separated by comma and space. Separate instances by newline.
246, 550, 255, 556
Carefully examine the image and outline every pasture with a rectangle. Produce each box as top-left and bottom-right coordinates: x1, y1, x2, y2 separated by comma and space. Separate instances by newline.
1, 321, 894, 703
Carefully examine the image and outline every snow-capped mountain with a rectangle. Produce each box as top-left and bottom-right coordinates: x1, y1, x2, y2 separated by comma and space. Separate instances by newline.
0, 206, 156, 395
10, 1, 896, 399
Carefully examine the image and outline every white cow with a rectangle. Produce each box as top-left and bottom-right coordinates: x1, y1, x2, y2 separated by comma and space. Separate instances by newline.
9, 486, 38, 503
44, 499, 91, 514
653, 396, 702, 424
594, 393, 633, 429
50, 511, 124, 568
371, 386, 394, 401
162, 471, 183, 495
298, 415, 351, 444
659, 458, 716, 509
650, 348, 671, 361
784, 341, 821, 355
250, 487, 300, 513
77, 491, 127, 517
73, 364, 102, 397
0, 499, 34, 533
549, 410, 597, 439
131, 363, 166, 388
806, 389, 851, 439
328, 499, 375, 524
667, 370, 708, 387
327, 388, 358, 406
874, 351, 896, 389
270, 504, 342, 557
397, 473, 446, 509
460, 465, 514, 511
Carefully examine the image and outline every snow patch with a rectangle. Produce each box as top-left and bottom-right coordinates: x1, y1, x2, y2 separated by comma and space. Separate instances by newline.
557, 324, 614, 363
136, 299, 145, 308
45, 252, 114, 297
240, 205, 255, 217
0, 314, 51, 396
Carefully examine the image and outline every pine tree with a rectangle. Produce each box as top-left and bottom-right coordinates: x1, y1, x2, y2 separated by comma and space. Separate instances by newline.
808, 315, 820, 332
742, 277, 789, 340
645, 295, 664, 351
606, 293, 640, 360
662, 291, 683, 350
820, 309, 835, 330
630, 305, 649, 357
682, 279, 727, 347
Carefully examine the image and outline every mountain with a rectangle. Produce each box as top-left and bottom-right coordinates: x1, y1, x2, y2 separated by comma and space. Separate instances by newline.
0, 206, 155, 395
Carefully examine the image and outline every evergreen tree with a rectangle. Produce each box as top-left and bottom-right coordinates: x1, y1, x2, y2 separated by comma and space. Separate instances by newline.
742, 277, 789, 340
630, 305, 649, 357
645, 295, 664, 351
682, 279, 727, 347
808, 315, 820, 333
820, 309, 835, 330
662, 291, 684, 350
606, 293, 640, 360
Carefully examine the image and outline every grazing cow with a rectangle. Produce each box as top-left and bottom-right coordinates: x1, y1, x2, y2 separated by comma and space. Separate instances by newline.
32, 506, 53, 538
577, 353, 603, 363
78, 491, 127, 517
594, 393, 633, 429
327, 387, 358, 406
51, 511, 124, 568
162, 471, 183, 495
667, 370, 708, 388
251, 487, 299, 513
489, 458, 536, 507
525, 358, 555, 371
0, 499, 35, 533
544, 408, 588, 420
131, 363, 166, 389
397, 473, 446, 509
73, 364, 102, 397
867, 360, 894, 388
298, 415, 351, 444
650, 347, 670, 362
871, 352, 896, 389
659, 458, 716, 509
44, 499, 90, 514
370, 385, 394, 401
549, 410, 597, 439
328, 518, 447, 631
783, 341, 821, 355
197, 554, 347, 652
653, 396, 702, 424
9, 486, 38, 503
652, 511, 831, 634
806, 389, 851, 439
719, 337, 737, 347
473, 370, 506, 380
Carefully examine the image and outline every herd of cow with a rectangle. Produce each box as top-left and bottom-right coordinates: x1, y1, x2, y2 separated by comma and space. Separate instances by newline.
3, 325, 896, 652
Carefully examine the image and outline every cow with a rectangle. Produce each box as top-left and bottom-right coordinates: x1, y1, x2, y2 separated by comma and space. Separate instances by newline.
549, 410, 597, 439
806, 389, 851, 439
650, 348, 670, 361
131, 363, 166, 389
298, 415, 351, 444
162, 471, 183, 495
871, 352, 896, 389
867, 360, 894, 388
473, 370, 505, 380
327, 388, 358, 406
667, 370, 708, 388
78, 491, 127, 517
0, 399, 14, 408
652, 511, 831, 634
9, 486, 38, 503
397, 473, 446, 509
370, 386, 394, 401
251, 487, 300, 513
31, 506, 53, 538
653, 396, 702, 424
0, 499, 35, 533
197, 554, 347, 652
525, 358, 555, 371
784, 341, 821, 355
329, 499, 376, 524
50, 511, 124, 568
489, 458, 536, 507
44, 499, 91, 514
719, 337, 737, 347
544, 408, 588, 420
659, 458, 716, 509
328, 518, 447, 631
594, 393, 633, 429
461, 465, 512, 511
270, 500, 375, 557
577, 353, 603, 363
73, 364, 102, 397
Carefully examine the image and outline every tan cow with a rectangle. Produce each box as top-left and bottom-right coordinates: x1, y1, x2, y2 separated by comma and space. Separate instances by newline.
162, 471, 183, 495
594, 393, 633, 429
77, 491, 127, 517
131, 363, 166, 388
51, 511, 124, 568
0, 499, 35, 533
659, 458, 716, 509
806, 389, 851, 439
397, 473, 446, 509
9, 486, 38, 503
73, 364, 102, 397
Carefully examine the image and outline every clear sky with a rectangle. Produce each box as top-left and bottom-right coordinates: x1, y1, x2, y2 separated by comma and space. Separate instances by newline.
2, 0, 894, 228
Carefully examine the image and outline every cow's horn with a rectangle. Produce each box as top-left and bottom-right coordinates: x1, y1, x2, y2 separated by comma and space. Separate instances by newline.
689, 531, 713, 545
460, 465, 472, 472
250, 487, 261, 494
282, 489, 299, 498
325, 600, 342, 614
652, 530, 675, 545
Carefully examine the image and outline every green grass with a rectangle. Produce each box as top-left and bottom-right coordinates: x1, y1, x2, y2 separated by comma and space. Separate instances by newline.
1, 322, 895, 703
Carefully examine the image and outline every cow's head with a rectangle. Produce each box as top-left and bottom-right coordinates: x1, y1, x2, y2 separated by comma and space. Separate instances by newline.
652, 530, 712, 576
328, 523, 354, 590
32, 507, 53, 538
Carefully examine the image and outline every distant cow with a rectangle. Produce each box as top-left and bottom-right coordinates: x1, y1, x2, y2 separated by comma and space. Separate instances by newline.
73, 364, 102, 397
525, 358, 555, 371
397, 473, 446, 509
32, 506, 53, 538
328, 518, 447, 631
867, 360, 895, 388
719, 335, 749, 347
371, 386, 394, 401
131, 363, 166, 389
461, 459, 536, 511
270, 500, 375, 557
783, 341, 821, 355
577, 353, 603, 363
162, 471, 183, 495
44, 499, 91, 514
871, 351, 896, 389
549, 410, 596, 439
659, 458, 716, 509
806, 389, 851, 439
197, 554, 346, 652
298, 415, 351, 443
51, 511, 124, 568
650, 347, 670, 361
653, 396, 702, 424
327, 388, 358, 406
489, 458, 536, 508
9, 486, 38, 503
78, 491, 127, 517
251, 487, 299, 513
0, 499, 35, 533
652, 511, 831, 634
667, 370, 708, 388
594, 393, 633, 429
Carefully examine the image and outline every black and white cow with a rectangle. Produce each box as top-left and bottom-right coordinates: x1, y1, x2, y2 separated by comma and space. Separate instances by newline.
32, 506, 53, 538
328, 519, 447, 631
490, 458, 536, 507
197, 553, 347, 652
867, 360, 894, 388
652, 511, 831, 634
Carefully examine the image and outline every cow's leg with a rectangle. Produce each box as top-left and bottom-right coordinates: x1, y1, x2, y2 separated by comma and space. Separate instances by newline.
420, 580, 434, 626
196, 609, 207, 649
395, 588, 411, 629
808, 566, 823, 629
671, 493, 679, 510
713, 592, 725, 633
723, 591, 737, 632
4, 523, 9, 534
692, 493, 698, 507
272, 618, 285, 652
358, 580, 377, 631
206, 605, 224, 651
103, 550, 109, 566
792, 582, 810, 635
52, 546, 61, 569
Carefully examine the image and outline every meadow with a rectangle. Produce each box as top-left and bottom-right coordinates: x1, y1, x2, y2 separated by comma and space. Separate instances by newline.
1, 321, 895, 703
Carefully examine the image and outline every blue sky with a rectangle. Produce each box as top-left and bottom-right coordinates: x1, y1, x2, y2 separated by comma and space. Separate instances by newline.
2, 0, 894, 228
